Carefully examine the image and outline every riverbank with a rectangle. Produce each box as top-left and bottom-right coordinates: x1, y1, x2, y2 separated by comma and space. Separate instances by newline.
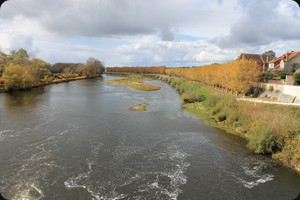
0, 74, 100, 93
157, 75, 300, 173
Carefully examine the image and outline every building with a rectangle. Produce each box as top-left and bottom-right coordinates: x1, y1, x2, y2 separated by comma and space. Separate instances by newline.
269, 51, 300, 74
236, 51, 275, 72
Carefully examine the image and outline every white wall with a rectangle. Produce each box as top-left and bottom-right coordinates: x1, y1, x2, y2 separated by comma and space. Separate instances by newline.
261, 83, 300, 103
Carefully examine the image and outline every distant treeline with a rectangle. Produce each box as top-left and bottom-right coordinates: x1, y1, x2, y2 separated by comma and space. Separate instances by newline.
0, 48, 104, 91
107, 60, 261, 95
106, 66, 167, 74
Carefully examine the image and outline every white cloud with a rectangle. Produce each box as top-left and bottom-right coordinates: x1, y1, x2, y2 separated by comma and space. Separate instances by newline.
213, 0, 300, 48
0, 0, 300, 66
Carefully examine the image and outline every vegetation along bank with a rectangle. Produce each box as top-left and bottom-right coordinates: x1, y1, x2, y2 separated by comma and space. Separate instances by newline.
0, 48, 104, 92
158, 75, 300, 173
107, 63, 300, 173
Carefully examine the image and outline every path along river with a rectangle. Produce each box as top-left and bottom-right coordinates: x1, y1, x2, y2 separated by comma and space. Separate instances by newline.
0, 75, 300, 199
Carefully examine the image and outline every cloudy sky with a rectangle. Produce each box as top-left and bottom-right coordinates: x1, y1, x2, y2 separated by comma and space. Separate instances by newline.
0, 0, 299, 67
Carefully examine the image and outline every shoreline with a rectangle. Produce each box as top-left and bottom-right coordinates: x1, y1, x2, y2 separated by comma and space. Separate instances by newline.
0, 75, 102, 94
157, 75, 300, 174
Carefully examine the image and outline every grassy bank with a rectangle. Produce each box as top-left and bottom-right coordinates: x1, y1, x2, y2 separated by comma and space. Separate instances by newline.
106, 75, 161, 91
158, 75, 300, 172
0, 73, 93, 93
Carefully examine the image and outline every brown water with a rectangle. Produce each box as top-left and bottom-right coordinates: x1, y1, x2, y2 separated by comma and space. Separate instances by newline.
0, 75, 299, 200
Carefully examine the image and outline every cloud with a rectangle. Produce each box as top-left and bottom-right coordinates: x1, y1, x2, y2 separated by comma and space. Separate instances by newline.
0, 0, 201, 40
213, 0, 300, 48
1, 0, 300, 67
115, 36, 236, 67
0, 0, 241, 40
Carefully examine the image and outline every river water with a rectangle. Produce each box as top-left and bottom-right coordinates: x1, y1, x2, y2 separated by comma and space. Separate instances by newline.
0, 76, 299, 200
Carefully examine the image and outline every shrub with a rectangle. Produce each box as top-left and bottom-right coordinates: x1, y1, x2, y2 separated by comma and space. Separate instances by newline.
181, 90, 206, 103
203, 96, 219, 107
247, 125, 277, 154
279, 73, 286, 80
268, 85, 274, 92
293, 73, 300, 85
215, 113, 227, 122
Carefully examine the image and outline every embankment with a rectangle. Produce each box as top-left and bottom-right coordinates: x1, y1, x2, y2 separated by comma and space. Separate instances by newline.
260, 83, 300, 103
158, 75, 300, 173
0, 74, 101, 93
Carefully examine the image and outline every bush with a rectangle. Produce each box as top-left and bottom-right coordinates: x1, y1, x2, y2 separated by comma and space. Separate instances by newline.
261, 72, 274, 81
215, 113, 227, 122
203, 96, 219, 107
279, 72, 286, 80
247, 125, 277, 154
181, 90, 206, 103
268, 85, 274, 92
293, 73, 300, 85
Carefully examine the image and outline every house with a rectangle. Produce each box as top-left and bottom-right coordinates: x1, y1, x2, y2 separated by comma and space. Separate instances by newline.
269, 51, 300, 74
236, 50, 275, 72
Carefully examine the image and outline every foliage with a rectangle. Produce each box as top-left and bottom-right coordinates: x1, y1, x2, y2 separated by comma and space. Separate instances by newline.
106, 60, 260, 94
0, 51, 8, 73
293, 72, 300, 85
261, 72, 274, 81
52, 58, 104, 78
106, 66, 167, 74
7, 48, 30, 66
0, 48, 104, 91
160, 75, 300, 170
165, 60, 260, 95
247, 125, 277, 154
268, 85, 274, 92
84, 57, 105, 77
3, 64, 26, 91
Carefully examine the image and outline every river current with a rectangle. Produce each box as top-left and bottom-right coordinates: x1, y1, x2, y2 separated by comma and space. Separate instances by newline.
0, 76, 299, 200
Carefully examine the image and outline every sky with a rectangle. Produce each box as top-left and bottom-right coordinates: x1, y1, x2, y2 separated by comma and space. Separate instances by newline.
0, 0, 300, 67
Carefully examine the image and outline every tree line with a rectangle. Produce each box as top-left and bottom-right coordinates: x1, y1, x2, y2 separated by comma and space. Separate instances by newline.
106, 66, 167, 74
0, 48, 104, 91
106, 60, 261, 95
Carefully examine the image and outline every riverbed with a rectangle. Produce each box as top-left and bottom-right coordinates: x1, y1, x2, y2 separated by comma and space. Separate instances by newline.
0, 75, 299, 199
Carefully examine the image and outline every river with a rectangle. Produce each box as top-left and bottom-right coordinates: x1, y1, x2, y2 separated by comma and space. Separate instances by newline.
0, 75, 299, 200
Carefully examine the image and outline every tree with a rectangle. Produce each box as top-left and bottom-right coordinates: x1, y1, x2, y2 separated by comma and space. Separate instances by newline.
25, 59, 51, 86
0, 51, 8, 74
7, 48, 30, 66
83, 57, 104, 77
3, 64, 25, 91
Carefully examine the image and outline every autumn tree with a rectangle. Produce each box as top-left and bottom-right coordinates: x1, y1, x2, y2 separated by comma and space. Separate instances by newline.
0, 51, 8, 74
83, 57, 104, 77
3, 64, 26, 91
25, 59, 51, 86
7, 48, 30, 66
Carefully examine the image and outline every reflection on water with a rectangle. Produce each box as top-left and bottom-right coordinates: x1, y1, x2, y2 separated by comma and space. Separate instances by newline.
4, 87, 45, 108
0, 76, 300, 200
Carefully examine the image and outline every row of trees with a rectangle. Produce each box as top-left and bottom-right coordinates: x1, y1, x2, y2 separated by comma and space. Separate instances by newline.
0, 48, 104, 91
107, 60, 260, 95
106, 66, 167, 74
51, 57, 104, 78
165, 60, 261, 95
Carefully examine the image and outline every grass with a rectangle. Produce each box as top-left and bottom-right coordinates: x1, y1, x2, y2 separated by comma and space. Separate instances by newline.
106, 75, 161, 91
158, 75, 300, 173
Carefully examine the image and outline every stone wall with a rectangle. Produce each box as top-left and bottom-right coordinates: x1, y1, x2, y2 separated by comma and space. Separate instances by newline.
260, 83, 300, 103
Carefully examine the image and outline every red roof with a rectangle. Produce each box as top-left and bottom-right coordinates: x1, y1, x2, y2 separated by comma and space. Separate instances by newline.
270, 51, 300, 68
